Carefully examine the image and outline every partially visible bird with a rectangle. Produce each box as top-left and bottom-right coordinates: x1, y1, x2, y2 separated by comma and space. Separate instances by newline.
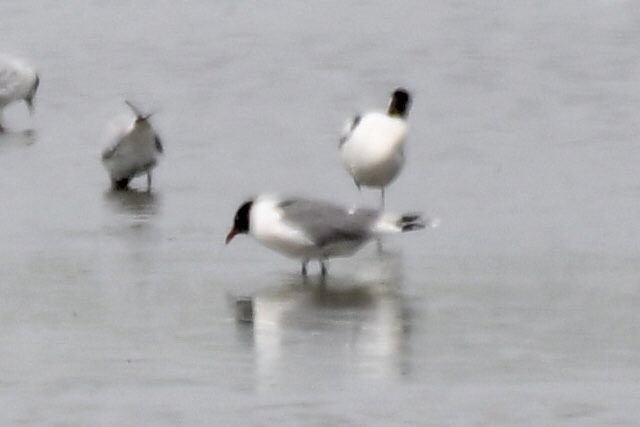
0, 54, 39, 132
225, 194, 425, 277
339, 88, 412, 208
101, 101, 163, 191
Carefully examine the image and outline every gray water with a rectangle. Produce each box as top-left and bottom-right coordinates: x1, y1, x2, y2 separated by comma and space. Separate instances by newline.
1, 1, 640, 425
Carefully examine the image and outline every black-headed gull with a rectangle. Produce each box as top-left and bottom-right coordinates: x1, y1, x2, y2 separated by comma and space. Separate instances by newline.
0, 54, 39, 132
225, 194, 425, 276
340, 88, 411, 207
101, 101, 163, 192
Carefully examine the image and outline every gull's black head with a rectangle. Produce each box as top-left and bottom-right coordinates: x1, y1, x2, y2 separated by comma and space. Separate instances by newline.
387, 88, 411, 118
25, 73, 40, 115
225, 200, 253, 244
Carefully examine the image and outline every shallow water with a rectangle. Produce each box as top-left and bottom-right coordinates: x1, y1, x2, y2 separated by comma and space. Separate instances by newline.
1, 1, 640, 425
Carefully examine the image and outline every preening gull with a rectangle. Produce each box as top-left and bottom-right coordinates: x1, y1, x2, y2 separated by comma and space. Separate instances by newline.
0, 54, 39, 132
101, 101, 164, 191
340, 88, 412, 207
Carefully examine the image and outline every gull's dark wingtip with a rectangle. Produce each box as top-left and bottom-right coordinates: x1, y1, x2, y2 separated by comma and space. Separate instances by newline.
399, 213, 425, 232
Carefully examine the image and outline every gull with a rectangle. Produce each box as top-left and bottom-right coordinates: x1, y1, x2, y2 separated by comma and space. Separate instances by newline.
101, 101, 163, 191
0, 54, 39, 132
225, 194, 425, 277
340, 88, 412, 207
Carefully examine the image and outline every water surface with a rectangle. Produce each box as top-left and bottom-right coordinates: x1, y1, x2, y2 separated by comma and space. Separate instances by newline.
1, 1, 640, 425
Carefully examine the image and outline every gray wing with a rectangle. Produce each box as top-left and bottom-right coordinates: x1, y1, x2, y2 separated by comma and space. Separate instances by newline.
339, 114, 361, 147
101, 144, 118, 160
278, 198, 379, 246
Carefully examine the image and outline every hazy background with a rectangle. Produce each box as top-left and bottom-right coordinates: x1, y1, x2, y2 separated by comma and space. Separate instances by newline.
1, 1, 639, 425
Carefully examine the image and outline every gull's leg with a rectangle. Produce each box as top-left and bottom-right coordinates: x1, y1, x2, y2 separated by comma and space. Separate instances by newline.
320, 260, 328, 277
301, 260, 308, 277
376, 188, 386, 253
146, 171, 152, 192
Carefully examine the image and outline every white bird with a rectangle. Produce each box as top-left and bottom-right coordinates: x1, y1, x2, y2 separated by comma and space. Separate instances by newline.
225, 194, 425, 276
101, 101, 163, 191
340, 88, 412, 208
0, 54, 39, 132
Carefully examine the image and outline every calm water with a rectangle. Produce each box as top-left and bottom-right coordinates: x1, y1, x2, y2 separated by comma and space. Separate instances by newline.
1, 1, 640, 426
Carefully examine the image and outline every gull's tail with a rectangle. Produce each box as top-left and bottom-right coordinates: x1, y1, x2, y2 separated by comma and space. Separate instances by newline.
373, 212, 429, 234
125, 100, 154, 122
398, 213, 425, 231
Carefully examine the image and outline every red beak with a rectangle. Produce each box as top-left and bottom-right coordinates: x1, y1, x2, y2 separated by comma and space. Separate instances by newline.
225, 227, 238, 244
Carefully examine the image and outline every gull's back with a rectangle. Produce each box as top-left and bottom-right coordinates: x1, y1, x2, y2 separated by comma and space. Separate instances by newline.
278, 198, 379, 247
101, 118, 159, 180
0, 56, 34, 107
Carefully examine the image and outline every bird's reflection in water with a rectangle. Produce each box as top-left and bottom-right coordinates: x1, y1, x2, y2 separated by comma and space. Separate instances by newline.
0, 128, 37, 149
101, 188, 163, 286
103, 188, 160, 217
234, 252, 411, 391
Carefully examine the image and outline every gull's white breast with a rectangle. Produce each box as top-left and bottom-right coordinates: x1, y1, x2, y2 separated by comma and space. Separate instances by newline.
341, 112, 408, 187
250, 196, 317, 259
